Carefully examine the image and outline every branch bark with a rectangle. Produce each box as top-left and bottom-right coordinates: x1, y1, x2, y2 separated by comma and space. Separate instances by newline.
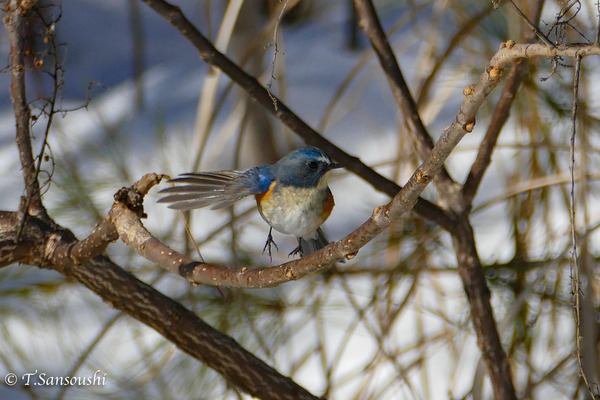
0, 202, 320, 400
4, 1, 48, 221
451, 223, 517, 400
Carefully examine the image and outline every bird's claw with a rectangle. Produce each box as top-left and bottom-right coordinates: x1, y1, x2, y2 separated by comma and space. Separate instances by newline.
288, 246, 303, 258
262, 227, 279, 261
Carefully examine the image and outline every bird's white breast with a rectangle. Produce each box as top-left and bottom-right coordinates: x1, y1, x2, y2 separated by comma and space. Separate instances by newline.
256, 184, 330, 238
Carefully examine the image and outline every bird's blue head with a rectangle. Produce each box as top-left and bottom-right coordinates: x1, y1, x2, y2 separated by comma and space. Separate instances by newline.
271, 147, 342, 188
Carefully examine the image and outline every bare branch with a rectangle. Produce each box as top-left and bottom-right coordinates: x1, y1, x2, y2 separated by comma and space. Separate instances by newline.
53, 218, 119, 265
452, 224, 517, 400
4, 1, 48, 220
490, 42, 600, 63
109, 174, 352, 287
110, 40, 546, 290
353, 0, 455, 187
504, 0, 554, 47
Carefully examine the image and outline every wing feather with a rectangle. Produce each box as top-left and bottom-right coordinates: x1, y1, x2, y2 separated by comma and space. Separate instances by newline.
158, 168, 272, 210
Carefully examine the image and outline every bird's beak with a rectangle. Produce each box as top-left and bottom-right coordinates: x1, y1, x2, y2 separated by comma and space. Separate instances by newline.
329, 162, 343, 170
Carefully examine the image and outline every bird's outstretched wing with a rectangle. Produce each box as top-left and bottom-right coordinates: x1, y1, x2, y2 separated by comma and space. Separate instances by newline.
158, 168, 272, 210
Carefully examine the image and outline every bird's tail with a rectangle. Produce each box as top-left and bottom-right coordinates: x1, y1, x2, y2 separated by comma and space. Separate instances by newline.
298, 227, 330, 256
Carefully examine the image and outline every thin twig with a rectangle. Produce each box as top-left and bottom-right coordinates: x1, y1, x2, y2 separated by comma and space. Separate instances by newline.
18, 6, 63, 238
569, 53, 597, 400
505, 0, 554, 47
546, 1, 589, 45
596, 0, 600, 46
266, 0, 289, 110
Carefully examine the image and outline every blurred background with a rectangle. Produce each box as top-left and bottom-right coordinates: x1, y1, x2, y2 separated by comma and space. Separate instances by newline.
0, 0, 599, 398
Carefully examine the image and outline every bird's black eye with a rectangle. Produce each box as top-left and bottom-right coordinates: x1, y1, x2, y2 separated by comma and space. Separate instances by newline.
307, 160, 319, 170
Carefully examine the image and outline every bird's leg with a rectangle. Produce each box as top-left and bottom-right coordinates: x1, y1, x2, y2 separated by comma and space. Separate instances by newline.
262, 227, 279, 261
288, 238, 304, 258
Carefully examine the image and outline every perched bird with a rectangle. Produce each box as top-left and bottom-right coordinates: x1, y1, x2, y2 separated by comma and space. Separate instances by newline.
158, 147, 342, 258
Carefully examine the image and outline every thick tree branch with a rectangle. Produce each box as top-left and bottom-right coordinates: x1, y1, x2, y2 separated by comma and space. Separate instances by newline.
352, 3, 540, 399
452, 223, 517, 400
61, 257, 319, 400
0, 208, 320, 400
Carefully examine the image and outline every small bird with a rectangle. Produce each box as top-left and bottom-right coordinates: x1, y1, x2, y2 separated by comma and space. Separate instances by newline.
158, 147, 342, 258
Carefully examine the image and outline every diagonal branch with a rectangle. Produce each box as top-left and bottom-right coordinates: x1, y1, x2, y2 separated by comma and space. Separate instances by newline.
504, 0, 553, 47
353, 0, 455, 187
62, 256, 320, 400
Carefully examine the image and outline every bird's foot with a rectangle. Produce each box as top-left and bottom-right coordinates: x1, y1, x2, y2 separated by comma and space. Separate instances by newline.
262, 227, 279, 261
288, 246, 303, 258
